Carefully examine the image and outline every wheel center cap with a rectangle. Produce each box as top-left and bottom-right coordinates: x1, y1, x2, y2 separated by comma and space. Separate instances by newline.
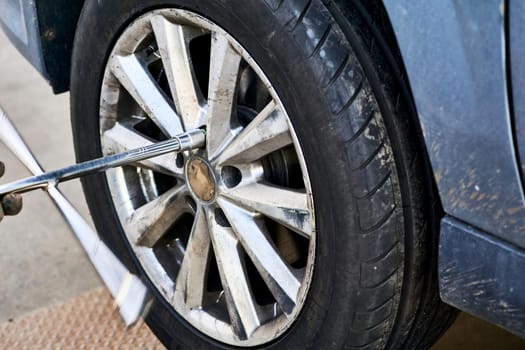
187, 157, 216, 202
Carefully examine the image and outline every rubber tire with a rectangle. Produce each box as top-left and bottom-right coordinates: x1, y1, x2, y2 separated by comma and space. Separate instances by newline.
70, 0, 456, 349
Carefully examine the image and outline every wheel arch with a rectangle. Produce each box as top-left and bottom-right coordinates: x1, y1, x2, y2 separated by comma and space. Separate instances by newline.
324, 1, 525, 338
330, 0, 443, 209
0, 0, 86, 94
343, 0, 525, 249
35, 0, 86, 94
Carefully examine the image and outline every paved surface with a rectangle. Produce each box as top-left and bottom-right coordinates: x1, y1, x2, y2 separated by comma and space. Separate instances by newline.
0, 30, 101, 323
0, 27, 524, 349
0, 288, 162, 349
433, 313, 525, 350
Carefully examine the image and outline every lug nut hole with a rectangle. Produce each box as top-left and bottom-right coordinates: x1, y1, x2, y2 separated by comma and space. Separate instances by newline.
221, 166, 242, 188
176, 153, 185, 168
214, 208, 230, 227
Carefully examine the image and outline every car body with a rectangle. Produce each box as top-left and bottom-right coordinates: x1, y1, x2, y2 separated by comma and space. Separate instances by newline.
2, 0, 524, 342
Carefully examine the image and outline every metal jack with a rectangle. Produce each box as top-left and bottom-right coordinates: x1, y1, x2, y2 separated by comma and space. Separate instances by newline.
0, 107, 205, 326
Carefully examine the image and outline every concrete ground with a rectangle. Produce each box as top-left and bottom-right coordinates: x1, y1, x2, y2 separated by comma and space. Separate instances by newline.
0, 29, 523, 349
0, 30, 101, 323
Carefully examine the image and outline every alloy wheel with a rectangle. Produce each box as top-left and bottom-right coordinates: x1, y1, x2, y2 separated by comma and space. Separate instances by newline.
99, 9, 316, 346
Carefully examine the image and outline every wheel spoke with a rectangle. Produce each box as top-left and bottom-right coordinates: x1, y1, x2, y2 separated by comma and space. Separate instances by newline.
218, 199, 301, 315
215, 101, 293, 165
151, 15, 204, 130
125, 184, 190, 247
175, 207, 211, 308
206, 31, 242, 159
109, 54, 184, 136
206, 208, 261, 339
102, 122, 183, 177
221, 182, 312, 238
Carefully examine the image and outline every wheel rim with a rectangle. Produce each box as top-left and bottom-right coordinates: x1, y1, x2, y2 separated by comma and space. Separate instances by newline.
99, 9, 316, 346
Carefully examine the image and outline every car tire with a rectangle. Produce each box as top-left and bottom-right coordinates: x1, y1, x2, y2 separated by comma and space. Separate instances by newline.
70, 0, 457, 349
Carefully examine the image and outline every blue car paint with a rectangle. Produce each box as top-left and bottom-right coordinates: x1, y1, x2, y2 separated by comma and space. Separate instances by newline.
382, 0, 525, 335
383, 0, 525, 246
0, 0, 47, 78
509, 0, 525, 183
440, 216, 525, 338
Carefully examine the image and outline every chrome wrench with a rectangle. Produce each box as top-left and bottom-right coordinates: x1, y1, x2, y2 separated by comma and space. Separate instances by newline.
0, 107, 205, 325
0, 128, 205, 196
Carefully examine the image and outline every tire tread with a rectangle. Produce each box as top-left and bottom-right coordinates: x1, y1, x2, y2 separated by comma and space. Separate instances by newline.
266, 0, 456, 349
